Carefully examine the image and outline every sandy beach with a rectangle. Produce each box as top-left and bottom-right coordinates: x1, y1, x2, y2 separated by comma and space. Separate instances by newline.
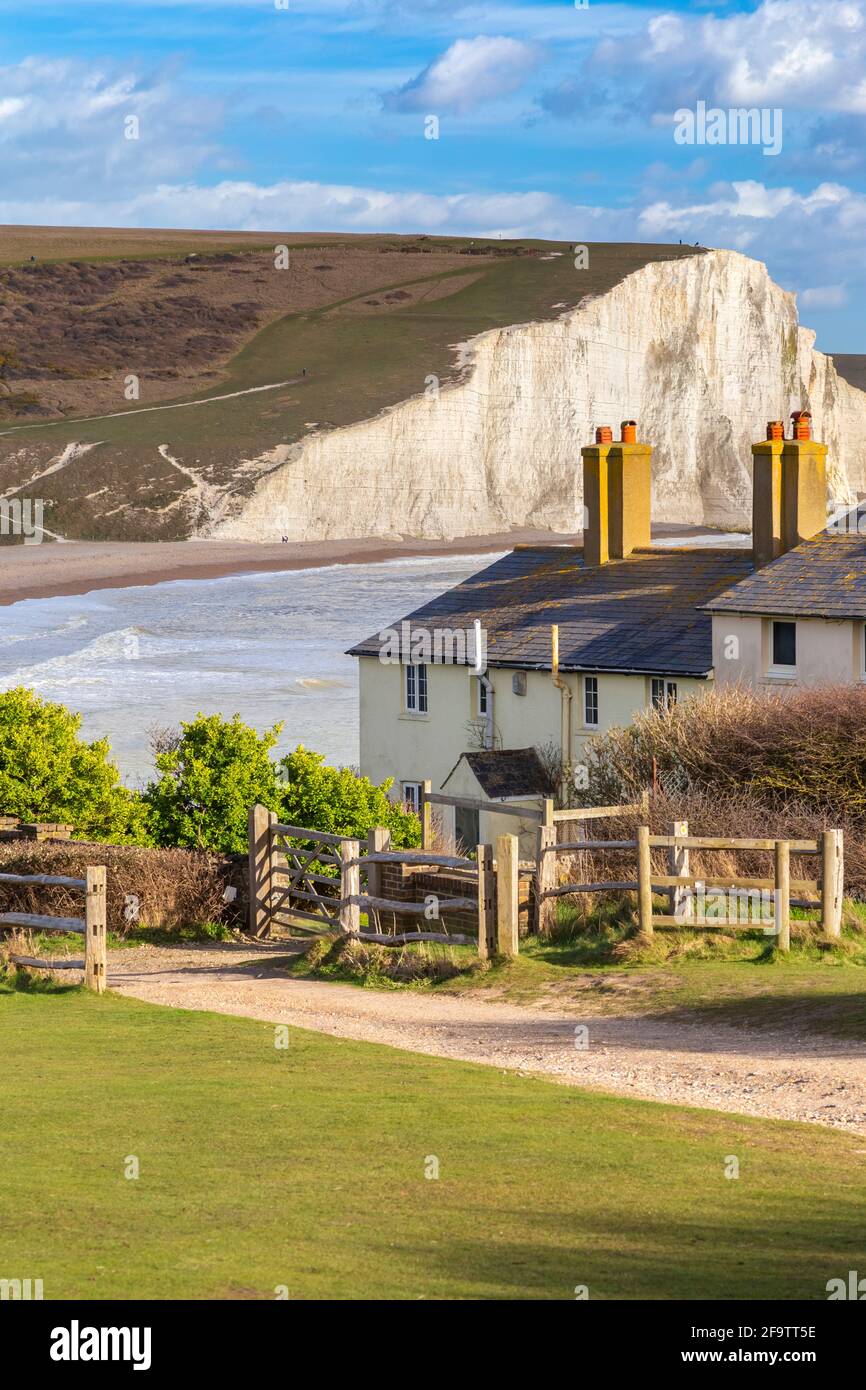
0, 530, 583, 607
0, 523, 735, 608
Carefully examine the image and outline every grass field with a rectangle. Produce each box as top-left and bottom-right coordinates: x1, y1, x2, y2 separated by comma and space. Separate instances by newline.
1, 982, 864, 1301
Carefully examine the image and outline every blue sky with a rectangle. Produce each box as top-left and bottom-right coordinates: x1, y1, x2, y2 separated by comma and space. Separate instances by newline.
1, 0, 864, 348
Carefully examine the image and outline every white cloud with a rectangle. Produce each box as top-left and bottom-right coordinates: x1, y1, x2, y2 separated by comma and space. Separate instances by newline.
639, 179, 866, 234
0, 56, 226, 198
384, 35, 543, 114
0, 176, 628, 243
801, 285, 849, 308
0, 97, 26, 120
543, 0, 866, 120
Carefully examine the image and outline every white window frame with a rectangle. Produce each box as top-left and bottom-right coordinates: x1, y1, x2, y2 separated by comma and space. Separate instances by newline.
405, 662, 428, 714
651, 677, 678, 711
402, 781, 423, 813
583, 675, 599, 728
768, 620, 797, 677
477, 675, 489, 717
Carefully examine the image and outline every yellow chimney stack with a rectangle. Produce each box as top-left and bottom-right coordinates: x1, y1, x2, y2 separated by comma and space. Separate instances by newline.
581, 421, 652, 565
752, 412, 827, 568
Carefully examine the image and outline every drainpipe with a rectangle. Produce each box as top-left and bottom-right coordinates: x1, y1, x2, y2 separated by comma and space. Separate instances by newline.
551, 624, 572, 804
480, 672, 494, 749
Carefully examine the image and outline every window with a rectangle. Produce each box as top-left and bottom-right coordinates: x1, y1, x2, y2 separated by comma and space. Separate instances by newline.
405, 662, 428, 713
771, 620, 796, 671
651, 678, 678, 711
512, 671, 526, 696
402, 781, 422, 813
477, 676, 488, 716
584, 675, 599, 727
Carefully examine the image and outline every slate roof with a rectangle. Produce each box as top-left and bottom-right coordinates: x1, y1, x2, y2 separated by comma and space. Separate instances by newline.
444, 748, 550, 800
703, 525, 866, 618
348, 545, 754, 677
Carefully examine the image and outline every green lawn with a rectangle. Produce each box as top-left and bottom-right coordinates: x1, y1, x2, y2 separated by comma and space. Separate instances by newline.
461, 944, 866, 1037
1, 984, 864, 1300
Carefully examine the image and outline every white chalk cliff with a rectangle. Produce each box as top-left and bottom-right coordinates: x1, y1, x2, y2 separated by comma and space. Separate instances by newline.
211, 249, 866, 540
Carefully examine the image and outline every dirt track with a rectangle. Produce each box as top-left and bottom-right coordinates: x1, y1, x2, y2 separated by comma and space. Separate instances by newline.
107, 941, 866, 1135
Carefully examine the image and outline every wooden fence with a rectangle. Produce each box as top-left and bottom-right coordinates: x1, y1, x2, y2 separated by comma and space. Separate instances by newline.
0, 865, 108, 990
535, 801, 645, 935
536, 817, 843, 950
421, 785, 648, 850
250, 802, 845, 956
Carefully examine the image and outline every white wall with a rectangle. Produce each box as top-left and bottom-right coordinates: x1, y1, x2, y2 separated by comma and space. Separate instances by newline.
712, 614, 862, 687
358, 655, 709, 799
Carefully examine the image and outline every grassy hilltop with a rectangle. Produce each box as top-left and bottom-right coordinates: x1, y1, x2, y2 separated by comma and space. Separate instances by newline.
0, 228, 700, 540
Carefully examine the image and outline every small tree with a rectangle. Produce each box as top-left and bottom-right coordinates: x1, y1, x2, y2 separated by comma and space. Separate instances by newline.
0, 687, 148, 843
278, 746, 420, 847
144, 713, 283, 853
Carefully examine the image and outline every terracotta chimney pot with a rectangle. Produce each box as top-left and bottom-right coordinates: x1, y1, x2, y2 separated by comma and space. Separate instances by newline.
620, 420, 637, 444
595, 425, 613, 444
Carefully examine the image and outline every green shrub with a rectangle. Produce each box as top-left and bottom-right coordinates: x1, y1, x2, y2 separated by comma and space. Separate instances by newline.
277, 746, 419, 848
0, 687, 148, 843
142, 716, 420, 856
144, 713, 282, 852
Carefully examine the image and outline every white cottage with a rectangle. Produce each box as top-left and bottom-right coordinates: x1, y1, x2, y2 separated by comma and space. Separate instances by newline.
350, 412, 862, 829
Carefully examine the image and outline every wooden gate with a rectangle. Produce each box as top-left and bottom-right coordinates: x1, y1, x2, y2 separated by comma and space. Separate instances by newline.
246, 805, 522, 957
249, 808, 348, 935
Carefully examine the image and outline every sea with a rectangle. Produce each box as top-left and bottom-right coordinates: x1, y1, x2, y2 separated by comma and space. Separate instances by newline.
0, 554, 495, 789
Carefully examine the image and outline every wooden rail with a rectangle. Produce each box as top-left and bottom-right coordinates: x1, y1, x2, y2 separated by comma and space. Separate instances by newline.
346, 894, 477, 914
636, 825, 842, 950
648, 836, 820, 853
2, 864, 107, 991
552, 801, 645, 823
0, 871, 86, 889
421, 785, 545, 852
535, 817, 843, 951
353, 930, 475, 947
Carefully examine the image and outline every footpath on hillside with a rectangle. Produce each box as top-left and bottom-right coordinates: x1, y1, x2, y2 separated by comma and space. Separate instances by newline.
107, 941, 866, 1134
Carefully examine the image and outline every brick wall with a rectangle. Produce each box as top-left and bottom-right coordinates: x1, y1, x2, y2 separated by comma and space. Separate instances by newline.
377, 861, 533, 937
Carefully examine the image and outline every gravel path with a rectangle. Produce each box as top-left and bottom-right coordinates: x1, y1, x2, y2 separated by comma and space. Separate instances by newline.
107, 942, 866, 1134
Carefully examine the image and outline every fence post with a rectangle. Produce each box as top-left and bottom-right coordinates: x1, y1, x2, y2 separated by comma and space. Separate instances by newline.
774, 839, 790, 951
669, 819, 691, 922
477, 842, 495, 959
536, 823, 557, 937
367, 827, 390, 900
637, 824, 653, 936
339, 839, 361, 936
495, 833, 519, 957
420, 780, 433, 850
822, 829, 843, 939
84, 865, 107, 994
248, 804, 274, 938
